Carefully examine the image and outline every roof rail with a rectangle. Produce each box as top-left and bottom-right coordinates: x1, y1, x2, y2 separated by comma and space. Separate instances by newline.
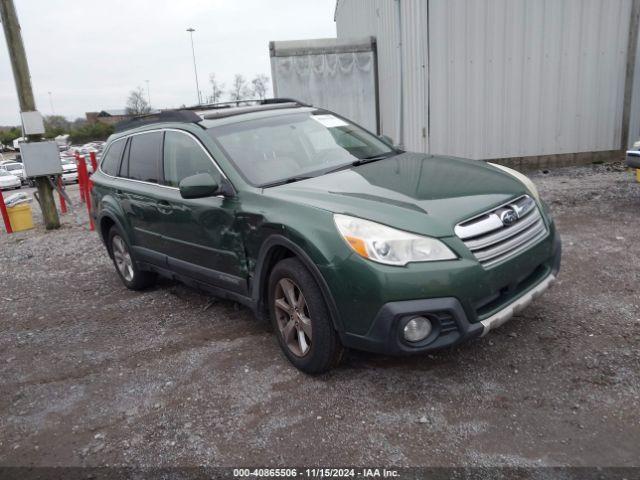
184, 97, 310, 111
113, 99, 311, 133
114, 110, 202, 133
201, 101, 306, 120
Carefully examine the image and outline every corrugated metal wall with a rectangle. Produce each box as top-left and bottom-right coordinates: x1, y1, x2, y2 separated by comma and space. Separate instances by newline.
336, 0, 428, 151
336, 0, 638, 159
630, 22, 640, 146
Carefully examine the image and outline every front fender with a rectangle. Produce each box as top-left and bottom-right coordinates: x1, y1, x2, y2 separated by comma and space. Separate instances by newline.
251, 234, 345, 333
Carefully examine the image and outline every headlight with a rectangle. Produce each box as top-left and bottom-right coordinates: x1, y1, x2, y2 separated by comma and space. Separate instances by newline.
488, 163, 540, 202
333, 214, 457, 266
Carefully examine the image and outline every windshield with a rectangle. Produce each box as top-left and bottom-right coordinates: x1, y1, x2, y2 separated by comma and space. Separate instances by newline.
5, 164, 21, 171
208, 111, 394, 187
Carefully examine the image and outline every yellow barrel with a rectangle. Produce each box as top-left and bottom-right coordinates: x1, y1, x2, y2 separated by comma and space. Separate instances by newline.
636, 169, 640, 183
7, 203, 34, 232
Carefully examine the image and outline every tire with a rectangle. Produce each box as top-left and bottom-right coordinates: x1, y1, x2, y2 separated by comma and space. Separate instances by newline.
268, 257, 343, 374
107, 225, 156, 290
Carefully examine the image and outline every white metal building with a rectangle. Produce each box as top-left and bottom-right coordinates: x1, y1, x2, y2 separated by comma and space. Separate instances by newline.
330, 0, 640, 163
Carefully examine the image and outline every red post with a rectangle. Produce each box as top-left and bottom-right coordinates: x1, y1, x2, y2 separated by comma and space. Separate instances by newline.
77, 157, 94, 231
57, 176, 67, 214
76, 154, 85, 203
89, 151, 98, 179
0, 190, 13, 234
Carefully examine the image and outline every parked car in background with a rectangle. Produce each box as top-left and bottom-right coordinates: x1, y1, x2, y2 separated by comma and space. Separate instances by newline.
60, 158, 79, 184
67, 146, 99, 173
0, 170, 21, 190
91, 100, 561, 374
627, 139, 640, 170
0, 162, 26, 185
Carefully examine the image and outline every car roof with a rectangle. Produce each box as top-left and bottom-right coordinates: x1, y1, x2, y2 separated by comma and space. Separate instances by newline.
111, 98, 313, 138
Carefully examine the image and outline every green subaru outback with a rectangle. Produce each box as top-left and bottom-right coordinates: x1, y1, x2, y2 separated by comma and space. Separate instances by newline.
91, 99, 561, 373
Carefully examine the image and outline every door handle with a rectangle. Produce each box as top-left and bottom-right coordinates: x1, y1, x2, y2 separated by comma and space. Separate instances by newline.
156, 200, 173, 214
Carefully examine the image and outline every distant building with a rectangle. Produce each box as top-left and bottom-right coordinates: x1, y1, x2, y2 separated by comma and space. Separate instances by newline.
85, 109, 132, 125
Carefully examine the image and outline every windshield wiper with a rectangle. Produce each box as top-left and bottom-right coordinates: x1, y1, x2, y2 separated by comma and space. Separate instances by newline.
352, 152, 396, 165
261, 176, 315, 188
324, 152, 398, 175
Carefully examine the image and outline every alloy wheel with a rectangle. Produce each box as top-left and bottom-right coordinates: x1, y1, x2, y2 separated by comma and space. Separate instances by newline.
274, 278, 312, 357
112, 235, 134, 282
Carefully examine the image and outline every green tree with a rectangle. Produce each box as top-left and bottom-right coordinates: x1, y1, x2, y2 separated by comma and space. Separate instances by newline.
43, 115, 71, 138
0, 126, 21, 147
68, 122, 114, 144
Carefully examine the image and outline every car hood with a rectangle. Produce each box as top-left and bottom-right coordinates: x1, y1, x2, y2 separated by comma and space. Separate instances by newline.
264, 152, 530, 237
0, 174, 19, 183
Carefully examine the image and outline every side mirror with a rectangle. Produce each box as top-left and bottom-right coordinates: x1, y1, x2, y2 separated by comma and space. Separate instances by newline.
379, 134, 395, 146
178, 173, 220, 199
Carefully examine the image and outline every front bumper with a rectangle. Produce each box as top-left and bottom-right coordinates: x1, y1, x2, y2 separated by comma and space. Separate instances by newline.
479, 272, 555, 336
339, 225, 561, 356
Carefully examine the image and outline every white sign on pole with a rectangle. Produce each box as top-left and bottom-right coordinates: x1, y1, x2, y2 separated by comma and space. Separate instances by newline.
20, 111, 45, 135
20, 141, 62, 177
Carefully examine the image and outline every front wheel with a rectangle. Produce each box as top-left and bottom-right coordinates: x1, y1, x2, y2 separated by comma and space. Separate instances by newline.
268, 258, 343, 374
107, 226, 156, 290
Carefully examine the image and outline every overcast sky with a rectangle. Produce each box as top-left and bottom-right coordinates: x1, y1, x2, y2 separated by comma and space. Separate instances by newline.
0, 0, 337, 125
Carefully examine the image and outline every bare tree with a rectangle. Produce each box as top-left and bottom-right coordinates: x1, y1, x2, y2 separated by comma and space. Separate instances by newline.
229, 74, 250, 102
208, 73, 225, 104
125, 87, 151, 115
251, 74, 270, 100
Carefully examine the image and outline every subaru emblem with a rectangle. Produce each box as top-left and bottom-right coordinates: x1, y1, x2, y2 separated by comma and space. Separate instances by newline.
500, 208, 518, 226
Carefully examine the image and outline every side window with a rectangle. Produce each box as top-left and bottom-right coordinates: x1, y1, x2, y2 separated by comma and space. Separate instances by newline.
100, 139, 125, 176
163, 131, 219, 187
125, 132, 162, 183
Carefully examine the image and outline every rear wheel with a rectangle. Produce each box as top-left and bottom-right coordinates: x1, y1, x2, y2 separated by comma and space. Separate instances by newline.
108, 226, 156, 290
269, 258, 343, 373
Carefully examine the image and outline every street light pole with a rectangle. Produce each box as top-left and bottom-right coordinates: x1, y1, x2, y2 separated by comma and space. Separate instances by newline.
186, 27, 201, 105
47, 91, 55, 114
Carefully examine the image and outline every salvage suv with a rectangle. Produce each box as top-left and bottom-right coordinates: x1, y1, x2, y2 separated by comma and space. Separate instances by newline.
91, 99, 561, 373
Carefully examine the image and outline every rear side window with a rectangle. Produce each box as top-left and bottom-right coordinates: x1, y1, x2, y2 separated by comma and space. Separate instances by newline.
163, 131, 219, 187
124, 132, 162, 183
100, 139, 126, 176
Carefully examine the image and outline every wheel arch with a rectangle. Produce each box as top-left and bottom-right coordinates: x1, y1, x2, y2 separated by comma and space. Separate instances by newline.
252, 235, 344, 333
97, 210, 130, 258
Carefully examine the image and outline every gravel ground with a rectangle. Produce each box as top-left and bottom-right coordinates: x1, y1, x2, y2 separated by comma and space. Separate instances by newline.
0, 165, 639, 468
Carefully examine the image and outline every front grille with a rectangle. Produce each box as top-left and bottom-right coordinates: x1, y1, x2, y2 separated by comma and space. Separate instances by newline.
455, 195, 548, 268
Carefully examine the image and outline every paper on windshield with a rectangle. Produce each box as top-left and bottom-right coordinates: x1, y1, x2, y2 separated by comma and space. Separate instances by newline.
312, 114, 349, 128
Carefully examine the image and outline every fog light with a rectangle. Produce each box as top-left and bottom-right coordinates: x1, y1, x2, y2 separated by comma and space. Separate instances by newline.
403, 316, 432, 343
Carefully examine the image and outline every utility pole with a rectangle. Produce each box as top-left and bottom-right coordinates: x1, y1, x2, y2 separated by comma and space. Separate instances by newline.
0, 0, 60, 229
186, 27, 201, 105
